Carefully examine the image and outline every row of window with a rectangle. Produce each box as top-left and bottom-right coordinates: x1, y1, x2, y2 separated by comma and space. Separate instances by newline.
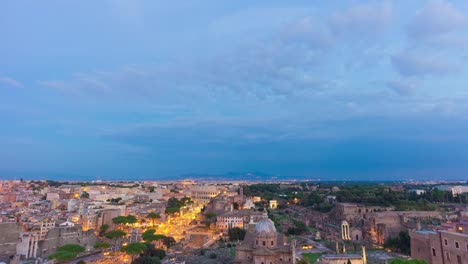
256, 240, 274, 246
443, 238, 468, 251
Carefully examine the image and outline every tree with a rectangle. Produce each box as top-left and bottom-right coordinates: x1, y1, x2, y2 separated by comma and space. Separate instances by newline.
99, 224, 109, 236
112, 215, 138, 229
297, 259, 308, 264
140, 243, 166, 259
142, 229, 157, 242
147, 212, 161, 226
384, 230, 411, 255
228, 227, 246, 241
77, 260, 86, 264
149, 186, 155, 193
233, 202, 239, 210
81, 191, 90, 199
205, 212, 217, 220
162, 236, 176, 248
112, 216, 129, 229
48, 244, 85, 262
165, 207, 179, 216
94, 242, 111, 249
105, 230, 126, 249
126, 214, 138, 225
121, 242, 147, 262
132, 256, 161, 264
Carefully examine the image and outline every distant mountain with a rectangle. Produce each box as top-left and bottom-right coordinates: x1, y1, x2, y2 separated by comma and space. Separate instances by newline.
177, 171, 280, 181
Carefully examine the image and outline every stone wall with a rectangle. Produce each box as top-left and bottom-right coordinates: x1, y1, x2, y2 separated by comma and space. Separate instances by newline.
0, 222, 22, 262
37, 225, 98, 258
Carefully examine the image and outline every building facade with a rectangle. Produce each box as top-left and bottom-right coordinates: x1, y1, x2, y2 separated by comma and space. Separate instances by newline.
234, 216, 296, 264
411, 230, 468, 264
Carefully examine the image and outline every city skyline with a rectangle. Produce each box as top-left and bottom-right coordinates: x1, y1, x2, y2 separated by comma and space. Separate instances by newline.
2, 0, 468, 180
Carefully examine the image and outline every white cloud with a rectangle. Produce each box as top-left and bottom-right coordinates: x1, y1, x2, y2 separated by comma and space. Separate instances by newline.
386, 79, 419, 96
0, 77, 23, 88
407, 0, 466, 38
329, 1, 393, 35
391, 51, 459, 76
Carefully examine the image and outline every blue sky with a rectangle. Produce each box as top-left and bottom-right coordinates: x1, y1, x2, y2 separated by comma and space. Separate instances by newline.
1, 0, 468, 180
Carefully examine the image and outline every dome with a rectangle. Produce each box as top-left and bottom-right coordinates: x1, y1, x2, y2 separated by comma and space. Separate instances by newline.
255, 218, 276, 234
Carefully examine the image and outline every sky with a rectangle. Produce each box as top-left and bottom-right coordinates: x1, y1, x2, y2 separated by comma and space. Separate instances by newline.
1, 0, 468, 181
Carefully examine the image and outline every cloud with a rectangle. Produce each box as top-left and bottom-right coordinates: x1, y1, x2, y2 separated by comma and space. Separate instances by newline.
407, 0, 466, 38
329, 1, 393, 35
0, 77, 23, 88
391, 51, 458, 76
386, 79, 418, 96
281, 16, 333, 49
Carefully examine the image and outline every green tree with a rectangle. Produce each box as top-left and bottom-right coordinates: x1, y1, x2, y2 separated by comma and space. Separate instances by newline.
142, 229, 157, 242
94, 242, 111, 249
48, 251, 76, 262
48, 244, 85, 262
126, 214, 138, 225
121, 242, 147, 262
384, 230, 411, 255
105, 230, 126, 249
205, 212, 217, 220
165, 207, 179, 216
140, 242, 166, 259
81, 191, 90, 199
99, 224, 109, 236
132, 256, 161, 264
162, 236, 176, 248
112, 216, 129, 229
228, 227, 246, 241
147, 212, 161, 226
112, 215, 138, 229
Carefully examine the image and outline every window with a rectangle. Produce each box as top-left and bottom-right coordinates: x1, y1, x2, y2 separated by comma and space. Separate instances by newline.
271, 241, 274, 246
263, 241, 266, 246
446, 252, 450, 261
455, 241, 459, 249
444, 239, 448, 246
256, 240, 258, 245
432, 248, 436, 257
457, 255, 462, 264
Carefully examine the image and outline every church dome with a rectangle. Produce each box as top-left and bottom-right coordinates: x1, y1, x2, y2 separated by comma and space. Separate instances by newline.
255, 218, 276, 234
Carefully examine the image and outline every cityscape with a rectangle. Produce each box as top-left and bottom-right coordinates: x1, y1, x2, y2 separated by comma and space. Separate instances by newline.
0, 179, 467, 264
1, 1, 468, 264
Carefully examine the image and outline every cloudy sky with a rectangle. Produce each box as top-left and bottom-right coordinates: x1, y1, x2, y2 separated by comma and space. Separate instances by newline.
1, 0, 468, 180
